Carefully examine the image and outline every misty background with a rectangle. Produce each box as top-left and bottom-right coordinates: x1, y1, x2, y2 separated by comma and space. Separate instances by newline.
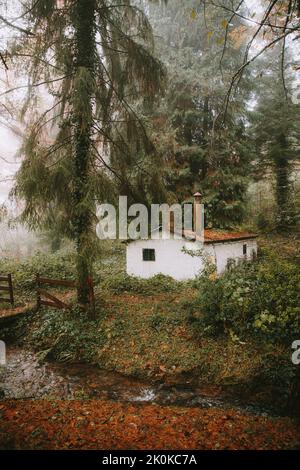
0, 0, 299, 258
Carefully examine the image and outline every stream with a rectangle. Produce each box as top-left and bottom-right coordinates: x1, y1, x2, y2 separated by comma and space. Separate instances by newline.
0, 346, 274, 416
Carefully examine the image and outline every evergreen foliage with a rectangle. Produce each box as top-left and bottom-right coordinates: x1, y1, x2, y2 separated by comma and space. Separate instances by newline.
11, 0, 166, 303
147, 0, 254, 227
250, 49, 300, 231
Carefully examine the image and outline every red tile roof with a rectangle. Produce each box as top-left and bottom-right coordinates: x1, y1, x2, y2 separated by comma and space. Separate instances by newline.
181, 229, 257, 243
125, 227, 258, 244
204, 229, 257, 243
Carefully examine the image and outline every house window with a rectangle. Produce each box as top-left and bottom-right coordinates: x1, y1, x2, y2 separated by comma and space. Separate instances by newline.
143, 249, 155, 262
243, 244, 247, 256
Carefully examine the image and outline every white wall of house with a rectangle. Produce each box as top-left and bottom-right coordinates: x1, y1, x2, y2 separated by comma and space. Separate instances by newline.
126, 237, 258, 280
126, 238, 204, 280
206, 239, 258, 274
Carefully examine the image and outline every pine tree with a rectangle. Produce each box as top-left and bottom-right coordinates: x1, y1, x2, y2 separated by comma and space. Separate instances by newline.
11, 0, 166, 304
250, 51, 300, 230
147, 0, 254, 228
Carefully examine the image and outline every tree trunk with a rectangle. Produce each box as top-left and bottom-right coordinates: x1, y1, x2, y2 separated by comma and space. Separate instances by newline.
203, 96, 209, 134
72, 0, 96, 304
274, 133, 290, 231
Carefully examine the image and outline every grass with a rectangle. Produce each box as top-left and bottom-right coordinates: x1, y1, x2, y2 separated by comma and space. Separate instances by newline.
0, 236, 299, 414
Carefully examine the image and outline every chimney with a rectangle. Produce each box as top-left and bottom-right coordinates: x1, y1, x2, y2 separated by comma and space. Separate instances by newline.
169, 210, 175, 233
193, 192, 202, 234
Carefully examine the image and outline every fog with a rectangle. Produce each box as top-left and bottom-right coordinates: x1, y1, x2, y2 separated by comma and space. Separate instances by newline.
0, 0, 299, 258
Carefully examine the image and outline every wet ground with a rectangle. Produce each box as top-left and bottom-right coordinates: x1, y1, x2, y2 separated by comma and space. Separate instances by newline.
0, 346, 274, 416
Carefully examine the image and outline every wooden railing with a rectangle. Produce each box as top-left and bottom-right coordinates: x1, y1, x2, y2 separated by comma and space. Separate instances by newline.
0, 274, 14, 306
0, 272, 95, 318
36, 275, 95, 318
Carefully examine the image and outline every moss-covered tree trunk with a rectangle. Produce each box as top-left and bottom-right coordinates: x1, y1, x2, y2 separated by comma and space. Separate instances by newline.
72, 0, 96, 304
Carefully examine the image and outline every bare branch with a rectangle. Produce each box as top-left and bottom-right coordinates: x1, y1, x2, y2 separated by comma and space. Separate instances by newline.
0, 14, 34, 36
219, 0, 245, 77
281, 0, 293, 100
222, 27, 298, 121
0, 75, 73, 98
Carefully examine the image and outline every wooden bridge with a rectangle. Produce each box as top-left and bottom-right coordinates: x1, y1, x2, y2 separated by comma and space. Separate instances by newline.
0, 303, 36, 326
0, 273, 96, 326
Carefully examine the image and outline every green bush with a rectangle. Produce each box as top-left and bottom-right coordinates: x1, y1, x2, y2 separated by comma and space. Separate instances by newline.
27, 307, 105, 362
102, 272, 180, 295
250, 353, 300, 415
0, 250, 76, 293
195, 252, 300, 343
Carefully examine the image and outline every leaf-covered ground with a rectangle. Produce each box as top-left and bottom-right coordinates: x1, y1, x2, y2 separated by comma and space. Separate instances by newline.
1, 238, 299, 450
0, 400, 299, 450
0, 255, 297, 413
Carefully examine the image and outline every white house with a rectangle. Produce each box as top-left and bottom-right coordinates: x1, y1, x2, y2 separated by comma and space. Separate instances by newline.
126, 195, 258, 281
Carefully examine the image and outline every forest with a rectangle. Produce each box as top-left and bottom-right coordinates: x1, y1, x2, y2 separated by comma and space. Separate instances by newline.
0, 0, 300, 453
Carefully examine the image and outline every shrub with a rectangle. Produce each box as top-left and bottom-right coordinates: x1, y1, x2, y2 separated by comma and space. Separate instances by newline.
0, 250, 76, 293
250, 353, 300, 415
102, 272, 180, 295
195, 252, 300, 343
27, 307, 105, 362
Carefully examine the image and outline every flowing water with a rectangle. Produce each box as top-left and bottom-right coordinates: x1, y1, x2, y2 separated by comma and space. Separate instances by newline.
0, 346, 274, 416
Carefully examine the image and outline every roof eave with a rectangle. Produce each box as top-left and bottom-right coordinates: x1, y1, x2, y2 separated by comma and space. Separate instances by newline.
204, 235, 258, 244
